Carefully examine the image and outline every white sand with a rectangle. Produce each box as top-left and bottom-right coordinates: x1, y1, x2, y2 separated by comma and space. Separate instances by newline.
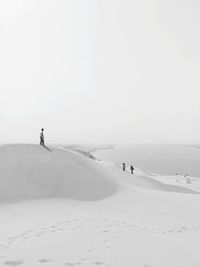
0, 144, 200, 267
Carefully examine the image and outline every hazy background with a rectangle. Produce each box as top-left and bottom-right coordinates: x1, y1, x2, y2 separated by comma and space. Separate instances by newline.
0, 0, 199, 144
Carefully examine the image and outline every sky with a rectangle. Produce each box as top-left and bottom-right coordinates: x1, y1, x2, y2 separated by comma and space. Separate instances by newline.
0, 0, 199, 144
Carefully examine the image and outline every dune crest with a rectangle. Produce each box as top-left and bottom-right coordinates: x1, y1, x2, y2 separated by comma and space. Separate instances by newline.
0, 144, 119, 203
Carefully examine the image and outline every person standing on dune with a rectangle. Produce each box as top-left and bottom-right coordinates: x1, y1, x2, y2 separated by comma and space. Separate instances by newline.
40, 128, 45, 146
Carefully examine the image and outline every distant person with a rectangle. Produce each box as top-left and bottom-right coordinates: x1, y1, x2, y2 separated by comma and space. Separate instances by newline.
122, 163, 126, 172
186, 174, 191, 184
40, 128, 45, 146
175, 173, 179, 182
130, 165, 135, 174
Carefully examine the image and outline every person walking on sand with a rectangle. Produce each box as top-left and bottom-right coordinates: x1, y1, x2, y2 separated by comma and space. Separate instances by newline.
130, 165, 135, 174
122, 163, 126, 172
40, 128, 45, 146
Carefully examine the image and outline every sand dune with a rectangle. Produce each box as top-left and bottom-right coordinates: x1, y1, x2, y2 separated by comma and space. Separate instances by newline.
71, 147, 200, 195
0, 144, 196, 205
0, 144, 118, 203
116, 169, 199, 194
0, 145, 200, 267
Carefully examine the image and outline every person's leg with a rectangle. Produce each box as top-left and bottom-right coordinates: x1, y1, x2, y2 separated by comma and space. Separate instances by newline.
40, 138, 44, 146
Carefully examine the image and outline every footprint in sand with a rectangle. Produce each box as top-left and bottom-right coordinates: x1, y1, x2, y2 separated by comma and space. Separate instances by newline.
4, 260, 25, 266
38, 259, 54, 263
94, 261, 105, 265
39, 230, 46, 234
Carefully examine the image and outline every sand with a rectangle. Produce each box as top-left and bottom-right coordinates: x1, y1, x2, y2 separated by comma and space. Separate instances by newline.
0, 144, 200, 267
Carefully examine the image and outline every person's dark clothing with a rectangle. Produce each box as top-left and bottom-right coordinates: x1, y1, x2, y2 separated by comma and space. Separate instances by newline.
40, 137, 44, 146
40, 131, 44, 146
130, 165, 134, 174
122, 163, 126, 171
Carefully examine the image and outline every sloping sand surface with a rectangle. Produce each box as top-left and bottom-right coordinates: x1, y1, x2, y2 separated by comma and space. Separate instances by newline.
0, 145, 200, 267
0, 145, 118, 202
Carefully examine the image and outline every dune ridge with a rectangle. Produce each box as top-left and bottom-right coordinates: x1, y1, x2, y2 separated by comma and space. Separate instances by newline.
0, 144, 119, 203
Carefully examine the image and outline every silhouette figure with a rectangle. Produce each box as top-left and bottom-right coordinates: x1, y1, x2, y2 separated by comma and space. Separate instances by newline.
122, 163, 126, 171
40, 128, 45, 146
130, 165, 135, 174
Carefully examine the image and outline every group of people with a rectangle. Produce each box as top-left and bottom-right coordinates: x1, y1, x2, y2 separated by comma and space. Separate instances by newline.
121, 162, 192, 183
175, 173, 191, 184
122, 163, 135, 174
39, 131, 192, 185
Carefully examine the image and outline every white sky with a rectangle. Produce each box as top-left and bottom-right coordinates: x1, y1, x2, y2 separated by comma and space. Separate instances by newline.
0, 0, 199, 144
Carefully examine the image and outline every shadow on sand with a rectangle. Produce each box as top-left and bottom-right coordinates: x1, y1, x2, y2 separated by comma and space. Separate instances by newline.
43, 145, 52, 152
